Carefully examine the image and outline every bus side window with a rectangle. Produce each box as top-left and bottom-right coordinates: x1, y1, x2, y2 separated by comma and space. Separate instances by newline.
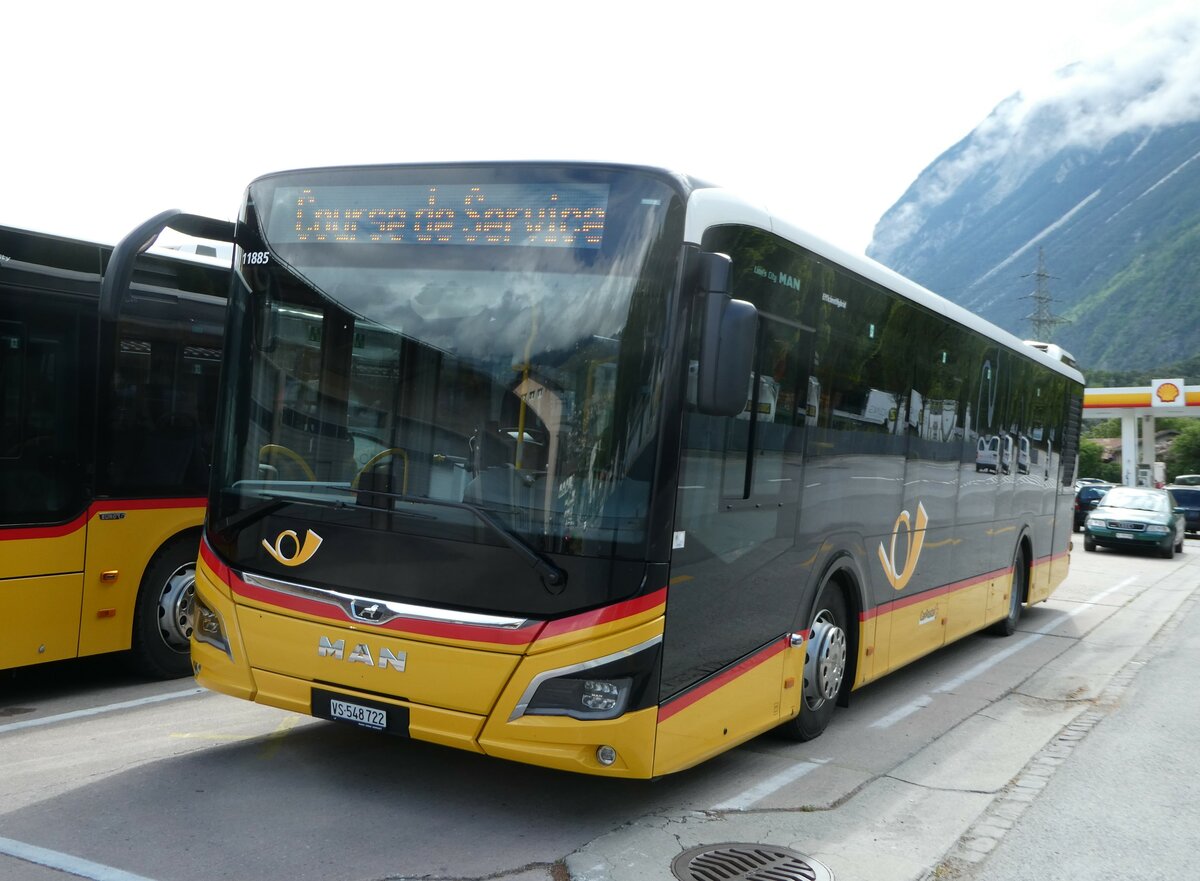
0, 321, 24, 458
0, 307, 88, 525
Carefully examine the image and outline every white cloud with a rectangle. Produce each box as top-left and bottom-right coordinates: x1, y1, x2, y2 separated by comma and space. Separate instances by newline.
2, 0, 1195, 253
873, 2, 1200, 257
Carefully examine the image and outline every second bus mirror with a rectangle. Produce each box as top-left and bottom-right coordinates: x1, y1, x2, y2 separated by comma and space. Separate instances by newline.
694, 252, 758, 417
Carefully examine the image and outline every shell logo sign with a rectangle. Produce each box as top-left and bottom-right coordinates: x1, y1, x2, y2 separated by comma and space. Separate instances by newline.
1152, 378, 1186, 408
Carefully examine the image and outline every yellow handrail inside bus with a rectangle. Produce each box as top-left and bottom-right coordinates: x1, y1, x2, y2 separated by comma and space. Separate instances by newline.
352, 448, 409, 493
258, 444, 316, 481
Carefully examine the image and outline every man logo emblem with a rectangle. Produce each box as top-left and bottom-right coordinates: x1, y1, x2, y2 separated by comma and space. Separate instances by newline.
262, 528, 324, 567
352, 602, 384, 622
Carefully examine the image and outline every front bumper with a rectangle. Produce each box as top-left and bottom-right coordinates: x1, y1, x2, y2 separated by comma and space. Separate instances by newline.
1084, 524, 1172, 551
189, 555, 664, 778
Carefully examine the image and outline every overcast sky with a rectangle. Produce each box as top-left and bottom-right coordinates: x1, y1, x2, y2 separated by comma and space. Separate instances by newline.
1, 0, 1192, 254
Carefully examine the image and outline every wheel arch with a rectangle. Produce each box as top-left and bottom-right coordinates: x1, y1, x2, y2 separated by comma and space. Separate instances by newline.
805, 548, 868, 708
1015, 526, 1034, 604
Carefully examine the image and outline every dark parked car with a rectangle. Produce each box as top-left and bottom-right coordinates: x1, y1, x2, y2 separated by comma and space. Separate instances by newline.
1166, 485, 1200, 536
1083, 486, 1185, 558
1073, 483, 1114, 531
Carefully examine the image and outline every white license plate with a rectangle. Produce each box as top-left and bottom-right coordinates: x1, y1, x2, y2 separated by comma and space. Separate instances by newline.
328, 698, 387, 730
1116, 532, 1135, 540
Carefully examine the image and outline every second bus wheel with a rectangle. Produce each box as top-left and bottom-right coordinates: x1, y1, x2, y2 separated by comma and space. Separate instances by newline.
130, 536, 200, 679
779, 583, 850, 742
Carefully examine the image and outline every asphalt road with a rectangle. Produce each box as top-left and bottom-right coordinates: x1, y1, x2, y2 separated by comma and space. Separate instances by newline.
1, 533, 1197, 881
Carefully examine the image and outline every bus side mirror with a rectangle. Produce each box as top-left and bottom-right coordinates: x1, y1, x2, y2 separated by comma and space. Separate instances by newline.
254, 294, 278, 354
695, 252, 757, 417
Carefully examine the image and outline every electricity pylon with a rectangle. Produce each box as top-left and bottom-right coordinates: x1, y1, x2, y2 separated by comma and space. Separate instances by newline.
1021, 247, 1069, 340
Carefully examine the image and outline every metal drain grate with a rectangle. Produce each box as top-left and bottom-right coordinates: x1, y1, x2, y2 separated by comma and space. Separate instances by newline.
670, 843, 833, 881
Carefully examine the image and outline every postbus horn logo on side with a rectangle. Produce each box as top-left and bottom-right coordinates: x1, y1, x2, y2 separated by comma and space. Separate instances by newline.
877, 502, 928, 591
262, 529, 324, 566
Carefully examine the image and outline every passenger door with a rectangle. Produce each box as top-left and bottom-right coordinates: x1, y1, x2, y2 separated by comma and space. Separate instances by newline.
0, 291, 93, 667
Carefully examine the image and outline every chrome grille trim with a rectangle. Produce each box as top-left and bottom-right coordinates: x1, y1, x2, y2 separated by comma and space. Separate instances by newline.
240, 572, 531, 630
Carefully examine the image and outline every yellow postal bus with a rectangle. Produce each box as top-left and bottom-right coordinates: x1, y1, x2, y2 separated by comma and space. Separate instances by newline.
1, 217, 229, 677
183, 163, 1083, 775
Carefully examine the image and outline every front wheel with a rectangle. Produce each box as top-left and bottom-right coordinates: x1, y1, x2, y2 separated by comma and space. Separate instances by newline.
778, 583, 849, 742
130, 537, 199, 679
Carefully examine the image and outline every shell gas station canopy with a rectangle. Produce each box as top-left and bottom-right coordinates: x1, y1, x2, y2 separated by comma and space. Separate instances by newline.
1083, 379, 1200, 486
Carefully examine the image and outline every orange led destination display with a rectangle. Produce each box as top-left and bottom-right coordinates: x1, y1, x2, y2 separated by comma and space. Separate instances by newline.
270, 183, 609, 249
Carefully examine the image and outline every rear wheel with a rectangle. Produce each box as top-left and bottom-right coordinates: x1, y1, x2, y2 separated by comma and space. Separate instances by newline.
990, 543, 1027, 636
778, 582, 849, 742
130, 536, 199, 679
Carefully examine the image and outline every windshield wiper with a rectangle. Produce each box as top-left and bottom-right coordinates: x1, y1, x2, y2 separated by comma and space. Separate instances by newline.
356, 489, 566, 588
213, 490, 350, 533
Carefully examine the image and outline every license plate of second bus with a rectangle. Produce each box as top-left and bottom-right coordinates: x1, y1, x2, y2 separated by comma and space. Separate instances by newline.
312, 688, 407, 735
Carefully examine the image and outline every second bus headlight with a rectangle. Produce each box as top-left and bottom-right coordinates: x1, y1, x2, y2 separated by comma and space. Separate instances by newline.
194, 594, 232, 659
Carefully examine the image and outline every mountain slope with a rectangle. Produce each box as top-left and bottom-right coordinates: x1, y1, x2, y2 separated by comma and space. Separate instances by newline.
867, 17, 1200, 374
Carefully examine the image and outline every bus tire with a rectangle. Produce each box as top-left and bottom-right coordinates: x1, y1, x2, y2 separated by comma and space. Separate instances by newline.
130, 534, 200, 679
989, 542, 1028, 636
779, 581, 849, 742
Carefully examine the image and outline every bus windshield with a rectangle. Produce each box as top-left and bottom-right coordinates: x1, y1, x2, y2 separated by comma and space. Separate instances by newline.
210, 165, 684, 608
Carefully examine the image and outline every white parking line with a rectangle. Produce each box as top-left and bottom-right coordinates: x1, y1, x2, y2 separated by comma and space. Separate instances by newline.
0, 836, 160, 881
0, 688, 203, 735
711, 758, 828, 811
868, 578, 1136, 730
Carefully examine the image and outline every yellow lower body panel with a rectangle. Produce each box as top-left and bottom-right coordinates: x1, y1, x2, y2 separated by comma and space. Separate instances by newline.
653, 643, 791, 778
1029, 553, 1066, 605
252, 668, 486, 754
480, 707, 659, 778
0, 573, 84, 669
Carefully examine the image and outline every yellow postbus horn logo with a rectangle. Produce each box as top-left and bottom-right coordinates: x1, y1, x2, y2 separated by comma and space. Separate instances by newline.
262, 529, 324, 567
877, 502, 928, 591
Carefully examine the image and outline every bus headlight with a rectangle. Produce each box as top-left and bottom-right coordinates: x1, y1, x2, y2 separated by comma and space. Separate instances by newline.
194, 594, 232, 659
512, 636, 662, 722
526, 677, 634, 720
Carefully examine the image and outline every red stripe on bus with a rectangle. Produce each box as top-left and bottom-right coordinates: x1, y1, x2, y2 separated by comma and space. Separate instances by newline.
0, 512, 88, 541
199, 537, 231, 584
859, 566, 1010, 621
0, 497, 205, 542
535, 587, 667, 642
91, 497, 206, 513
657, 636, 788, 722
